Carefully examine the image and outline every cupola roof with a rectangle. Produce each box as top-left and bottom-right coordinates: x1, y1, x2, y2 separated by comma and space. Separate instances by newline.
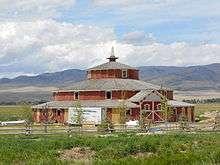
88, 47, 137, 71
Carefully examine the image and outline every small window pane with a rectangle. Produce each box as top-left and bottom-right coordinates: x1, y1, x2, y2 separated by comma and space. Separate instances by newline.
106, 91, 112, 99
75, 92, 79, 100
144, 104, 150, 110
122, 70, 127, 78
157, 104, 161, 110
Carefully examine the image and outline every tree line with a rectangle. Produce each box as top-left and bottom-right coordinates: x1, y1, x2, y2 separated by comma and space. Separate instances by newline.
183, 98, 220, 104
0, 100, 49, 106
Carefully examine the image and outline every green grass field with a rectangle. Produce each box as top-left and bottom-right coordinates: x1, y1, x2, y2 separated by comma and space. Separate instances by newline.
0, 133, 219, 165
0, 105, 31, 121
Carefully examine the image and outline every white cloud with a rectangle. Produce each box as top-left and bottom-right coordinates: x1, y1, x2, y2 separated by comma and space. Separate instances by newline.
93, 0, 176, 7
0, 20, 115, 77
0, 0, 75, 20
121, 31, 156, 45
119, 43, 220, 67
0, 20, 220, 78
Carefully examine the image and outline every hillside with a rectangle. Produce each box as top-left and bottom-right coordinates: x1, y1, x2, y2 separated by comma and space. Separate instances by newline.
0, 63, 219, 103
139, 63, 220, 90
1, 63, 220, 91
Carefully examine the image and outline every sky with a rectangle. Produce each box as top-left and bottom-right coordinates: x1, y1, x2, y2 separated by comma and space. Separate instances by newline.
0, 0, 220, 78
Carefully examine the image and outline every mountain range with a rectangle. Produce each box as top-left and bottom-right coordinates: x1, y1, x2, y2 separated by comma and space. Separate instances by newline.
1, 63, 220, 91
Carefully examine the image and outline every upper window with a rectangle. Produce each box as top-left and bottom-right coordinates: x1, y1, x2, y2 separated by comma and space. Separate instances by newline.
106, 91, 112, 99
87, 71, 91, 79
74, 92, 79, 100
144, 104, 150, 111
122, 69, 128, 78
157, 104, 161, 110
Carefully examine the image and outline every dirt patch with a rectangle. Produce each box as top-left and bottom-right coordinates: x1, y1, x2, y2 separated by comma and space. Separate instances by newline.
131, 152, 154, 158
59, 147, 95, 162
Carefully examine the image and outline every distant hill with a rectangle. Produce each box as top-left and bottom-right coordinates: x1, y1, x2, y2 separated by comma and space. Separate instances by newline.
0, 63, 220, 91
139, 63, 220, 90
0, 69, 86, 88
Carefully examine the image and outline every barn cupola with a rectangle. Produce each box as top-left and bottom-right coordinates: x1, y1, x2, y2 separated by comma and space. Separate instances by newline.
107, 47, 118, 62
87, 47, 139, 80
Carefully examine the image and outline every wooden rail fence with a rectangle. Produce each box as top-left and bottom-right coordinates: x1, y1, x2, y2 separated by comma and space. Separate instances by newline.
0, 122, 219, 135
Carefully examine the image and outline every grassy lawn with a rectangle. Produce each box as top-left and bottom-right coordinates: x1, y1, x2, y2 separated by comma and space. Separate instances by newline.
0, 105, 31, 121
0, 133, 219, 165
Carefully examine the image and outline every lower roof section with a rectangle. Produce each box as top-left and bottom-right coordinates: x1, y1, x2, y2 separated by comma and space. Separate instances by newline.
32, 100, 139, 109
56, 78, 162, 92
168, 100, 194, 107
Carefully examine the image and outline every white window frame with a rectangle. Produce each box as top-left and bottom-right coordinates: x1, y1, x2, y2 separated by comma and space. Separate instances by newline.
105, 91, 112, 100
87, 71, 91, 79
122, 69, 128, 78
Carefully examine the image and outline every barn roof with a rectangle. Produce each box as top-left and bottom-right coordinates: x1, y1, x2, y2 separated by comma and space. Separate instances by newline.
129, 90, 164, 102
87, 61, 137, 71
167, 100, 194, 107
58, 78, 161, 92
32, 100, 139, 109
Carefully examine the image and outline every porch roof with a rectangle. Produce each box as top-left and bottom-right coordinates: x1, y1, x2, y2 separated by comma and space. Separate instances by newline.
168, 100, 194, 107
32, 99, 139, 109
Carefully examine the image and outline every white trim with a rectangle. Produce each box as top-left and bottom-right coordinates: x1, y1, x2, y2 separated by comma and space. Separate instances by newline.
122, 69, 128, 78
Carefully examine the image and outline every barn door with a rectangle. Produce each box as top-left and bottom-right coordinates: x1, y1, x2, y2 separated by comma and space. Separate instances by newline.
111, 108, 120, 124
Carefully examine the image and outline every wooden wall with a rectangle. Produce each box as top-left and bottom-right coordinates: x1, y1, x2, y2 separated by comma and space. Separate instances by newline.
53, 90, 139, 101
88, 69, 139, 80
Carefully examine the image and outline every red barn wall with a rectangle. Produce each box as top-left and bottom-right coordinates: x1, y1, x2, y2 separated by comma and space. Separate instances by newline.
158, 90, 173, 100
167, 91, 174, 100
79, 91, 105, 100
131, 108, 140, 120
53, 92, 74, 101
54, 90, 139, 101
88, 69, 139, 80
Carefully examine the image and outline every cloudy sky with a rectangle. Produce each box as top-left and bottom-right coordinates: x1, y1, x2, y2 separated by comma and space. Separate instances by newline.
0, 0, 220, 78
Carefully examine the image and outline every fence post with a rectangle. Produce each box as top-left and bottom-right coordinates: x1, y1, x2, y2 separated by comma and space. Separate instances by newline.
25, 123, 31, 135
44, 123, 48, 133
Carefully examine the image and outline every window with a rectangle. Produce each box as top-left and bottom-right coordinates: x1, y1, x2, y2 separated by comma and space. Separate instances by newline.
126, 109, 131, 115
57, 110, 61, 116
122, 69, 128, 78
157, 104, 161, 110
74, 92, 79, 100
144, 104, 150, 111
87, 71, 91, 79
106, 91, 112, 99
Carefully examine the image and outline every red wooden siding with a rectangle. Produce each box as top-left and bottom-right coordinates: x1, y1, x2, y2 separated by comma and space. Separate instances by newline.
88, 69, 139, 80
130, 108, 140, 120
158, 90, 174, 100
79, 91, 105, 100
54, 90, 139, 101
53, 92, 74, 101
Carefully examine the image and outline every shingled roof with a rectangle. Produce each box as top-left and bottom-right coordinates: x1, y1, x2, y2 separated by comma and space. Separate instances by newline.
88, 61, 137, 71
58, 78, 161, 91
32, 100, 139, 109
168, 100, 194, 107
129, 90, 155, 102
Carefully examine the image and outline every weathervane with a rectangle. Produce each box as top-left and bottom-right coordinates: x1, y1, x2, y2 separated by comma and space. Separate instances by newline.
107, 46, 119, 62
